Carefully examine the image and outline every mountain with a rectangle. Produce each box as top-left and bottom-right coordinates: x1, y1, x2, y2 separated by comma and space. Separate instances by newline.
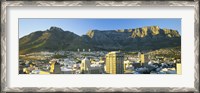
19, 26, 181, 54
82, 26, 180, 51
19, 27, 79, 54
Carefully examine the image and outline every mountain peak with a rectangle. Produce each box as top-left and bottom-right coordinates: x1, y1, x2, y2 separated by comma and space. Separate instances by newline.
86, 30, 100, 38
49, 26, 64, 32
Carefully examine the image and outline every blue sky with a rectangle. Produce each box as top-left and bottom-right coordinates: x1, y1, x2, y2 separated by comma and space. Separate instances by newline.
19, 18, 181, 38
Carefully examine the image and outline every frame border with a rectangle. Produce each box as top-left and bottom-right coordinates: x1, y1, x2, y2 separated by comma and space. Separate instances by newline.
1, 1, 199, 92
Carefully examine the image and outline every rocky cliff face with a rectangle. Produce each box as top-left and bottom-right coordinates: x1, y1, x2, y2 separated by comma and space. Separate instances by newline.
19, 26, 181, 54
84, 26, 180, 51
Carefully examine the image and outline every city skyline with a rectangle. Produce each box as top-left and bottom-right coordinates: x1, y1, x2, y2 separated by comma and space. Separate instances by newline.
19, 18, 181, 38
20, 50, 182, 74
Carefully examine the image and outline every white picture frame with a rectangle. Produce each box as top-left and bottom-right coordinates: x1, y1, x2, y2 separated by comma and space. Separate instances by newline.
1, 0, 199, 92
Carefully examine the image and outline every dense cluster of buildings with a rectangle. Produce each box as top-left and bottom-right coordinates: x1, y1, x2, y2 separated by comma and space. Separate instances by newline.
19, 50, 181, 74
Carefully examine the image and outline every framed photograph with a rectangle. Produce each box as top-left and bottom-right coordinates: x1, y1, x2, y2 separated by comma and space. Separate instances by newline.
1, 0, 199, 92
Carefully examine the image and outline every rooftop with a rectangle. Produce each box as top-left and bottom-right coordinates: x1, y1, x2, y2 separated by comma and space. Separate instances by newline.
106, 51, 124, 56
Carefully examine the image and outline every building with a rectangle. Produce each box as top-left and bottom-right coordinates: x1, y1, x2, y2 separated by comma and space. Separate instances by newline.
80, 58, 91, 74
88, 64, 103, 74
49, 61, 56, 73
124, 60, 134, 74
138, 52, 141, 58
23, 68, 30, 74
140, 53, 145, 66
176, 63, 182, 74
39, 71, 50, 74
124, 60, 130, 71
88, 68, 101, 74
60, 66, 73, 74
138, 52, 149, 66
54, 62, 62, 74
105, 51, 124, 74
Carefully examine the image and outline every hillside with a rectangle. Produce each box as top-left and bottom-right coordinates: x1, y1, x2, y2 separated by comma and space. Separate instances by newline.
147, 46, 181, 59
19, 27, 79, 54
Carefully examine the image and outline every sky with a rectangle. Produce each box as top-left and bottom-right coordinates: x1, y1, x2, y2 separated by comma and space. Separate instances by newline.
19, 18, 181, 38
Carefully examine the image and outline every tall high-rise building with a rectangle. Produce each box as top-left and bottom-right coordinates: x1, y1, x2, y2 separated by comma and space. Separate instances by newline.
80, 58, 91, 74
105, 51, 124, 74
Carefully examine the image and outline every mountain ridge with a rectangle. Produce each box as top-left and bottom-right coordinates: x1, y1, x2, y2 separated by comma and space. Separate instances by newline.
19, 26, 181, 54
